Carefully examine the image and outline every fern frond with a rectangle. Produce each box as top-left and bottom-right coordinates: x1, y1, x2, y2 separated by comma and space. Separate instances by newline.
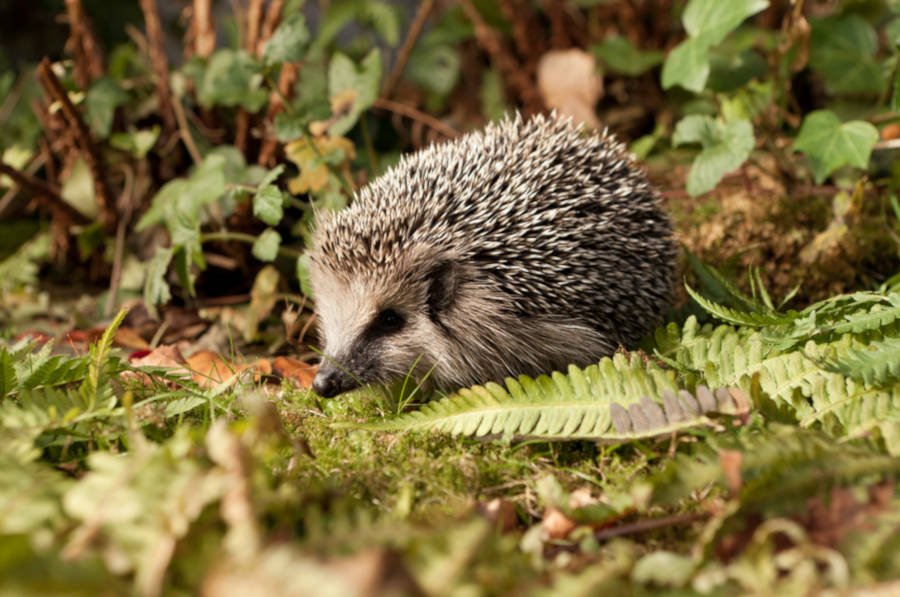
351, 354, 744, 442
822, 338, 900, 386
685, 284, 795, 327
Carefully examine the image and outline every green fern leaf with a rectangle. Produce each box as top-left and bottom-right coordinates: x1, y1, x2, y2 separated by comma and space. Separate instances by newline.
351, 355, 744, 442
685, 284, 795, 327
822, 338, 900, 386
0, 349, 15, 400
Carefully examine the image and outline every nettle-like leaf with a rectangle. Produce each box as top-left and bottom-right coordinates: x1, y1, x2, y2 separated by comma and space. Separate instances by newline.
251, 228, 282, 262
794, 110, 878, 184
662, 0, 769, 92
262, 12, 310, 66
672, 115, 754, 196
327, 49, 381, 137
198, 49, 268, 111
352, 354, 746, 442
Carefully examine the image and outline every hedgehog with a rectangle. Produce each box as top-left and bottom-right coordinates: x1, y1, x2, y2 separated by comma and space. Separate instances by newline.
308, 113, 676, 398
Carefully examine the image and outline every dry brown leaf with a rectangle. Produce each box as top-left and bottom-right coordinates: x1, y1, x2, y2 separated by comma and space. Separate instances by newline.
123, 344, 192, 387
272, 356, 317, 387
285, 135, 356, 194
542, 506, 576, 539
537, 49, 602, 130
113, 327, 150, 350
718, 450, 743, 495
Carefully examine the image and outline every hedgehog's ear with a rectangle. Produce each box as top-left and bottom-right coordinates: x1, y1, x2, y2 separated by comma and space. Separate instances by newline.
426, 260, 460, 316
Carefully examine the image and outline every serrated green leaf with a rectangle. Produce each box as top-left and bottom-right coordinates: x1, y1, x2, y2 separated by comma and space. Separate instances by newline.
661, 37, 711, 92
198, 49, 268, 111
263, 13, 310, 66
794, 110, 878, 184
328, 49, 381, 137
673, 116, 754, 195
253, 185, 285, 226
252, 229, 282, 262
144, 247, 173, 310
109, 126, 160, 159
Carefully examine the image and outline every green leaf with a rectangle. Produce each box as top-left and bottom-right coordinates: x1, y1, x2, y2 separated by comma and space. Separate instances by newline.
109, 126, 160, 159
327, 49, 381, 137
60, 157, 98, 219
794, 110, 878, 184
0, 348, 15, 399
661, 0, 768, 92
274, 112, 308, 142
84, 76, 128, 138
198, 49, 268, 111
253, 185, 285, 226
661, 38, 711, 92
262, 13, 310, 66
682, 0, 769, 45
406, 44, 461, 95
252, 229, 282, 262
673, 115, 754, 196
297, 252, 313, 298
823, 338, 900, 387
631, 551, 694, 587
593, 36, 663, 76
144, 247, 173, 311
810, 16, 885, 95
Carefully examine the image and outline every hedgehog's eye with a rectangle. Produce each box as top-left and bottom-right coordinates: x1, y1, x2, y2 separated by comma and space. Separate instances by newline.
374, 308, 404, 333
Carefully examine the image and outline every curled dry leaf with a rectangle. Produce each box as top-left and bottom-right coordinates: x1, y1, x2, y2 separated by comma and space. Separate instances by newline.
272, 356, 316, 387
537, 49, 602, 130
881, 123, 900, 141
718, 449, 744, 495
187, 350, 271, 388
123, 344, 192, 387
542, 506, 576, 540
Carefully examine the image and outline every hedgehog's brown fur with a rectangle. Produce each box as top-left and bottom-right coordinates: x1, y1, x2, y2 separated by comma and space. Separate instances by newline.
308, 114, 676, 398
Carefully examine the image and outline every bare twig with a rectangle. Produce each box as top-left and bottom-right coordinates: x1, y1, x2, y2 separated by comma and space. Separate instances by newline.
37, 58, 114, 232
257, 0, 285, 57
258, 61, 298, 166
246, 0, 265, 57
459, 0, 543, 114
541, 0, 570, 49
172, 94, 203, 165
0, 162, 90, 225
193, 0, 216, 59
381, 0, 434, 100
105, 164, 135, 317
593, 511, 710, 542
498, 0, 543, 77
139, 0, 176, 132
64, 0, 105, 88
372, 97, 459, 140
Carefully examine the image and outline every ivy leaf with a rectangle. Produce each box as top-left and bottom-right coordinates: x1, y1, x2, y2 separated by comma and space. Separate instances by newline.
252, 229, 282, 262
198, 49, 268, 111
661, 0, 768, 92
253, 185, 285, 226
262, 13, 310, 66
794, 110, 878, 184
109, 126, 160, 159
84, 76, 128, 138
327, 49, 381, 136
592, 36, 663, 76
673, 115, 754, 196
810, 15, 884, 95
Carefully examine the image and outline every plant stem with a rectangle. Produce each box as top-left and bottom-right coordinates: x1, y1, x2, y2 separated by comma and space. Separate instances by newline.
201, 230, 304, 259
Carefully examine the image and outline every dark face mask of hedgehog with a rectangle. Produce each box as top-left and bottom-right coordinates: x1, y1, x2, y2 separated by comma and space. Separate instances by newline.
308, 246, 470, 398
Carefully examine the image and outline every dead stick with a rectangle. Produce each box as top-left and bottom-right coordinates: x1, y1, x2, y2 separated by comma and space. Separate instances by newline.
193, 0, 215, 59
372, 97, 459, 139
37, 58, 114, 232
246, 0, 265, 57
0, 162, 91, 224
139, 0, 176, 131
593, 511, 710, 542
380, 0, 433, 100
257, 0, 284, 57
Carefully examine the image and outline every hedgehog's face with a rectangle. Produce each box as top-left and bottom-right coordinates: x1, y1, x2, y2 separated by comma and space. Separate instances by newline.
308, 251, 461, 398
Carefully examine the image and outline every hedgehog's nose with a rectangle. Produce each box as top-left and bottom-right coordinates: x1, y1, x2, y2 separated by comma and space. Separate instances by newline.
312, 364, 358, 398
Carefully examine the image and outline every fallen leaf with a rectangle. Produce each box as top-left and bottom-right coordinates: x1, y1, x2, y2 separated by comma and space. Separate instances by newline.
272, 356, 316, 387
123, 344, 192, 387
718, 450, 743, 495
113, 327, 150, 350
542, 506, 576, 540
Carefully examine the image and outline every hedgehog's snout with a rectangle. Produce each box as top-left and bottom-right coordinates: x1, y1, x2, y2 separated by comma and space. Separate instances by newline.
313, 360, 360, 398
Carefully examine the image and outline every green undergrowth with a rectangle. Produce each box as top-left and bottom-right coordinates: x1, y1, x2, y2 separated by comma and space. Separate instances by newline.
3, 266, 900, 595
